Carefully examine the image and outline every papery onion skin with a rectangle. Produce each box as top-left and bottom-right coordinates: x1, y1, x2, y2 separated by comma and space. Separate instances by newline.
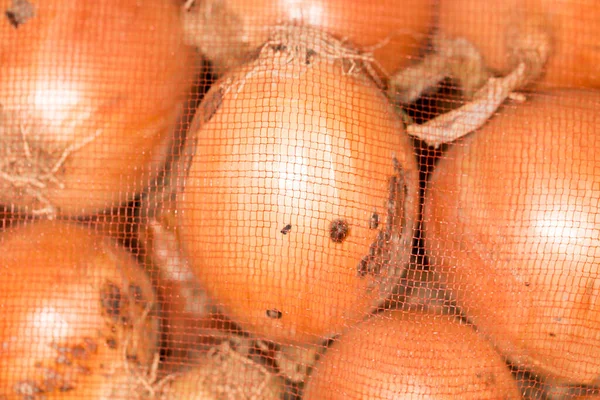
437, 0, 600, 89
183, 0, 435, 78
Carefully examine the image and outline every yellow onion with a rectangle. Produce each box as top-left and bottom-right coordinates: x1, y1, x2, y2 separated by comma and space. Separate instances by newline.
0, 220, 160, 398
303, 311, 521, 399
0, 0, 194, 216
178, 26, 419, 345
424, 89, 600, 384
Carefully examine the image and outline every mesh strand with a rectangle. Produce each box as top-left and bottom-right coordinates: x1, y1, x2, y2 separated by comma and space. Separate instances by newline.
0, 0, 598, 399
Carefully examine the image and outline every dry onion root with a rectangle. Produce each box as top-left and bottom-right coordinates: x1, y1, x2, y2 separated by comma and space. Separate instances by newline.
389, 0, 560, 148
0, 220, 160, 399
159, 341, 284, 400
181, 0, 435, 79
434, 0, 600, 91
0, 0, 194, 217
178, 24, 420, 346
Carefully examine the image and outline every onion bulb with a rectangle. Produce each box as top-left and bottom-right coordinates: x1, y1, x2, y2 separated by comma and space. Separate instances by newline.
0, 220, 160, 398
303, 311, 521, 399
0, 0, 194, 216
178, 26, 420, 345
423, 89, 600, 384
182, 0, 435, 78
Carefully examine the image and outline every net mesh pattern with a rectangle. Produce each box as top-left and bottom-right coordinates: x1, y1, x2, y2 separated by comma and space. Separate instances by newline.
0, 0, 598, 399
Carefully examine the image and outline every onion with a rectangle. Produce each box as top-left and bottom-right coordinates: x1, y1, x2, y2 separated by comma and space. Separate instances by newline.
423, 89, 600, 384
182, 0, 435, 78
437, 0, 600, 90
303, 311, 521, 399
0, 0, 195, 217
138, 197, 225, 362
178, 26, 420, 345
0, 220, 160, 398
163, 342, 284, 399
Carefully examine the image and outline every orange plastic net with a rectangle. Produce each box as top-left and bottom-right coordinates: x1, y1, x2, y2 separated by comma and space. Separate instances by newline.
0, 0, 599, 398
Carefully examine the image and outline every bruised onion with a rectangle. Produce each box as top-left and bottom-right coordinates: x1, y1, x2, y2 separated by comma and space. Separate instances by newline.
0, 220, 159, 398
423, 89, 600, 384
0, 0, 194, 216
178, 26, 419, 345
303, 311, 521, 399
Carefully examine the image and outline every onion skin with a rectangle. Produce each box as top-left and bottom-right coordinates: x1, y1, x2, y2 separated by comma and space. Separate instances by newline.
0, 220, 159, 399
303, 311, 521, 399
423, 89, 600, 384
437, 0, 600, 89
165, 344, 284, 400
0, 0, 195, 216
178, 29, 420, 346
183, 0, 435, 77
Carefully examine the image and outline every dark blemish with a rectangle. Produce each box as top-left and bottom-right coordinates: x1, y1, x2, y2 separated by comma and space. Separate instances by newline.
120, 315, 132, 327
392, 156, 401, 171
524, 282, 531, 287
13, 381, 43, 396
329, 219, 349, 243
357, 231, 391, 278
386, 176, 398, 228
475, 371, 497, 387
100, 282, 122, 321
105, 337, 118, 349
384, 158, 408, 238
269, 43, 287, 52
280, 224, 292, 235
549, 332, 556, 337
357, 257, 369, 277
387, 175, 406, 229
357, 222, 392, 278
129, 284, 144, 304
198, 87, 224, 125
266, 309, 282, 319
378, 230, 391, 246
5, 0, 35, 28
305, 49, 317, 65
369, 212, 379, 230
368, 231, 389, 258
127, 353, 139, 363
70, 345, 88, 359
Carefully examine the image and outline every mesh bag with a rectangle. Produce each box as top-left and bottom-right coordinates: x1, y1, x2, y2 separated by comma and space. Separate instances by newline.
0, 0, 599, 399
